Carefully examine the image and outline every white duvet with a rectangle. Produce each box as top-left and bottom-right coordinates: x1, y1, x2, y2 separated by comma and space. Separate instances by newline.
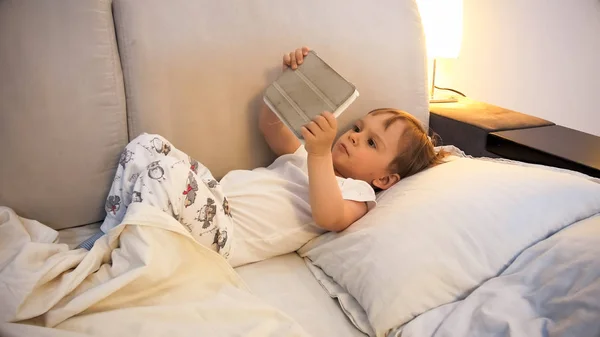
0, 204, 310, 337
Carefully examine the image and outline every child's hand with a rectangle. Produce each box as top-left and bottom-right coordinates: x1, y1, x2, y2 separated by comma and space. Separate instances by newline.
301, 112, 337, 156
283, 46, 310, 70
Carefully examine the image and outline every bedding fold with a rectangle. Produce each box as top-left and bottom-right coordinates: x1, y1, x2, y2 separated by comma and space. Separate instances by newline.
0, 205, 310, 337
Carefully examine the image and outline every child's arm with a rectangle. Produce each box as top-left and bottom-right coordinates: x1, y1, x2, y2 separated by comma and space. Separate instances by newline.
259, 103, 300, 156
301, 112, 368, 232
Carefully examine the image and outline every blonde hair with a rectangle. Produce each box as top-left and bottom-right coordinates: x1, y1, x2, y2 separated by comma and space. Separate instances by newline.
369, 108, 446, 180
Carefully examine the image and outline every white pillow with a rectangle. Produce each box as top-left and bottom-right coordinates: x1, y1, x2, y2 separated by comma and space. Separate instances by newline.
298, 156, 600, 337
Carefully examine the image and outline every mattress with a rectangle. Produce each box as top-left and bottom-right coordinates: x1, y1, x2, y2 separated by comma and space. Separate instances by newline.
236, 253, 366, 337
58, 225, 364, 336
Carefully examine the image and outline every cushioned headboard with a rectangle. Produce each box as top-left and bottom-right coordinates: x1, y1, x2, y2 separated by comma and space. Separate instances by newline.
113, 0, 429, 178
0, 0, 128, 230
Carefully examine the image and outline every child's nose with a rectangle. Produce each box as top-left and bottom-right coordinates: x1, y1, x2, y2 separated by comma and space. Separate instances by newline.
348, 132, 359, 145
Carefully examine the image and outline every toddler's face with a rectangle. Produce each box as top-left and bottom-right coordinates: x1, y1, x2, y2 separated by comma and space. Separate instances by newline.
332, 113, 404, 188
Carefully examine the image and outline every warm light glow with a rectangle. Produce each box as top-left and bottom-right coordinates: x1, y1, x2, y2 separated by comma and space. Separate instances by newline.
417, 0, 463, 59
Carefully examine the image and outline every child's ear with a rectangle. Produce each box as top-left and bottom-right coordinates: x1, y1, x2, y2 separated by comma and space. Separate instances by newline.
372, 173, 401, 190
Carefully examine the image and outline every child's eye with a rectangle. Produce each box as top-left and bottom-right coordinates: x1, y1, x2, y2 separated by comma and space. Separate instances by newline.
368, 139, 376, 148
353, 125, 360, 132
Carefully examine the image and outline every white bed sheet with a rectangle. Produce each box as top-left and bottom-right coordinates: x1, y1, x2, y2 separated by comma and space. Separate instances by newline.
58, 224, 364, 337
236, 253, 366, 337
58, 222, 103, 248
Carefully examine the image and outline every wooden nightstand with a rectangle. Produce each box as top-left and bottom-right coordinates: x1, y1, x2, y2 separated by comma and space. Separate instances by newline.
487, 125, 600, 178
429, 97, 554, 157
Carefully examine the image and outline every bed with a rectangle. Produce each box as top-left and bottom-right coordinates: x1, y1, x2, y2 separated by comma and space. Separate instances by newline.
57, 224, 366, 336
2, 0, 600, 336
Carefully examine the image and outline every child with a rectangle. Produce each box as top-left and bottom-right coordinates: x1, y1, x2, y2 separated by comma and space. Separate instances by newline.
85, 47, 445, 267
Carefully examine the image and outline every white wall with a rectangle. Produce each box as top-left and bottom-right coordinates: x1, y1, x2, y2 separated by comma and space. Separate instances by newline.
435, 0, 600, 136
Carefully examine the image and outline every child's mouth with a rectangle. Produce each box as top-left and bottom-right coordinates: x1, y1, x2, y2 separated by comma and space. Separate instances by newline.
339, 142, 349, 156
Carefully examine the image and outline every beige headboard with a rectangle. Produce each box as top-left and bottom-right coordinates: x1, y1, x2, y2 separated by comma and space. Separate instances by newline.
0, 0, 428, 230
0, 0, 128, 230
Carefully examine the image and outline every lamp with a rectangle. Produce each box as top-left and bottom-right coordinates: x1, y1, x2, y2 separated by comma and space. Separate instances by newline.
417, 0, 463, 103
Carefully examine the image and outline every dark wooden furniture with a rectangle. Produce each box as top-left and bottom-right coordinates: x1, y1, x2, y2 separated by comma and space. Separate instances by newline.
487, 125, 600, 178
429, 97, 554, 157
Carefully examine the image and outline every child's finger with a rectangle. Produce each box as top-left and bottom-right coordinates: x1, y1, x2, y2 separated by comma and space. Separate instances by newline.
283, 53, 291, 67
302, 46, 310, 55
295, 48, 304, 65
322, 111, 337, 129
305, 121, 322, 135
301, 126, 314, 140
290, 52, 297, 69
313, 115, 329, 131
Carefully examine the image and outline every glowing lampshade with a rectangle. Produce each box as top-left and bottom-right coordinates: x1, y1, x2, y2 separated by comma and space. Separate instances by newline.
417, 0, 463, 59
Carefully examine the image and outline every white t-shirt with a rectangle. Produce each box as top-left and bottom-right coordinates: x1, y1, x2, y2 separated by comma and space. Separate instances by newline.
220, 145, 376, 267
